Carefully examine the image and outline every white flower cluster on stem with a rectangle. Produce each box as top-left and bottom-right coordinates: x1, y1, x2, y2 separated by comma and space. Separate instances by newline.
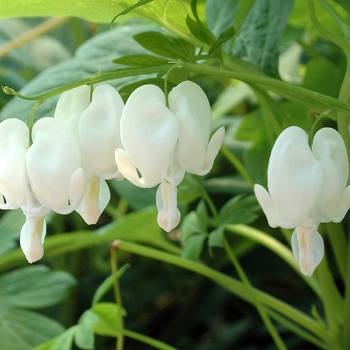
254, 126, 350, 276
0, 81, 224, 263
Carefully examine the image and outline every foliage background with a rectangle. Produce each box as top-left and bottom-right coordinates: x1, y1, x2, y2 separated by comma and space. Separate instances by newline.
0, 0, 349, 349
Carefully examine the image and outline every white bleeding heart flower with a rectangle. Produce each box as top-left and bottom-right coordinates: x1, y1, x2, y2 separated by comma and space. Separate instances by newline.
54, 84, 124, 224
254, 126, 350, 276
0, 117, 86, 263
116, 81, 225, 232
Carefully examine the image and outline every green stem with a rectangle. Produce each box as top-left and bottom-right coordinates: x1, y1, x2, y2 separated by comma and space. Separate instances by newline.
226, 224, 322, 297
326, 223, 347, 281
123, 329, 178, 350
222, 235, 287, 350
111, 245, 125, 350
314, 253, 343, 349
342, 240, 350, 348
114, 240, 330, 345
220, 145, 254, 185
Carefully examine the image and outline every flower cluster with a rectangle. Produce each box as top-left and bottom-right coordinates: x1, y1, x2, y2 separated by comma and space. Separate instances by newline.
0, 81, 224, 263
115, 81, 225, 232
254, 126, 350, 276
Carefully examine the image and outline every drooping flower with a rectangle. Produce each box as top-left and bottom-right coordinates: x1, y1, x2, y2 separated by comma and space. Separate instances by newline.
254, 126, 350, 276
54, 84, 124, 224
116, 81, 225, 232
0, 117, 86, 263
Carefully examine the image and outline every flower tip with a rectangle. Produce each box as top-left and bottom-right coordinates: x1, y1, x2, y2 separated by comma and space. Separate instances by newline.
157, 207, 181, 232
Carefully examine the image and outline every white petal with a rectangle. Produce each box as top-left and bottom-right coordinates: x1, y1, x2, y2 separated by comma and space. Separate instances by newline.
27, 118, 85, 214
169, 81, 212, 173
0, 119, 29, 209
312, 127, 350, 222
291, 225, 324, 276
20, 214, 47, 263
79, 84, 124, 179
156, 179, 180, 232
198, 126, 225, 175
119, 84, 179, 186
254, 184, 282, 228
54, 85, 90, 140
75, 176, 110, 224
267, 126, 324, 226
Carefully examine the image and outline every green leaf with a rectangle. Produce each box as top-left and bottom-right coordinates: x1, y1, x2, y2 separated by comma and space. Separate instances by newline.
181, 234, 207, 261
206, 0, 240, 37
334, 0, 350, 16
0, 1, 208, 48
133, 31, 196, 60
219, 195, 260, 225
113, 54, 169, 67
177, 174, 203, 203
92, 303, 125, 337
0, 307, 64, 350
302, 57, 345, 98
185, 16, 215, 46
0, 25, 166, 124
0, 207, 180, 272
244, 139, 270, 186
74, 324, 94, 349
208, 225, 225, 249
0, 265, 76, 309
208, 26, 236, 54
111, 0, 154, 23
232, 0, 294, 77
0, 210, 25, 257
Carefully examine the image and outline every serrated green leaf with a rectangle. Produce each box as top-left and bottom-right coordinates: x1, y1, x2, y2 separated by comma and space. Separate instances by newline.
219, 195, 260, 225
232, 0, 293, 77
181, 234, 207, 261
0, 265, 76, 309
133, 31, 196, 60
0, 307, 64, 350
113, 54, 169, 67
209, 26, 235, 54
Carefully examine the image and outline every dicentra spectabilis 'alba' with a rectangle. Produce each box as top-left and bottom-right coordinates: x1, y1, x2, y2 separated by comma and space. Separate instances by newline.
54, 84, 124, 224
254, 126, 350, 276
116, 81, 225, 232
0, 117, 86, 263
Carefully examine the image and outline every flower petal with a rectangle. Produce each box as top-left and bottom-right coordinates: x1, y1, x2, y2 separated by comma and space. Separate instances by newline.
27, 118, 85, 214
79, 84, 124, 179
119, 84, 179, 186
75, 176, 110, 224
20, 214, 47, 263
169, 81, 212, 173
312, 127, 350, 222
267, 126, 324, 227
156, 179, 181, 232
291, 225, 324, 276
0, 119, 29, 209
254, 184, 281, 228
54, 85, 90, 140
